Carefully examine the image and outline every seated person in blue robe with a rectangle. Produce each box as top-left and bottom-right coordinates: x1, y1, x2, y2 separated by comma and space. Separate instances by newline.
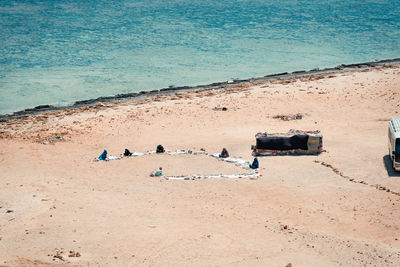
249, 157, 259, 169
98, 149, 107, 161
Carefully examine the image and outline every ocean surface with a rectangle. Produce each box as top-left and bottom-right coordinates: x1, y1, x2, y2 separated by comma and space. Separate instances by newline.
1, 0, 399, 114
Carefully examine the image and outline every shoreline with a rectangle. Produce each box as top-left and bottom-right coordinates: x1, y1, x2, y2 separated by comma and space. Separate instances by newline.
1, 57, 400, 122
1, 61, 399, 265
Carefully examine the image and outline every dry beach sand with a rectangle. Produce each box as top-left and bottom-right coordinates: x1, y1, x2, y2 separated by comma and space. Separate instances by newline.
1, 64, 400, 266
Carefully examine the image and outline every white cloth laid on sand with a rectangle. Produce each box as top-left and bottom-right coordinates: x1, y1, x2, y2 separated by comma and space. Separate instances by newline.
93, 150, 259, 180
164, 173, 260, 180
131, 152, 144, 157
209, 153, 251, 169
93, 155, 121, 161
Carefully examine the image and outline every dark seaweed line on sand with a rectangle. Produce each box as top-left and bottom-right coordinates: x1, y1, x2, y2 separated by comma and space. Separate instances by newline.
1, 57, 400, 122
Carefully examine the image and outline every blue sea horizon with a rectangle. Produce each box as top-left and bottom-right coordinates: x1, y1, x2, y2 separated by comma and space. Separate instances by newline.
1, 0, 399, 115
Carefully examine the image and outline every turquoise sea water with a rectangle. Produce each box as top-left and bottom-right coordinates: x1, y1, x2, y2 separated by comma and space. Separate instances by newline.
1, 0, 399, 114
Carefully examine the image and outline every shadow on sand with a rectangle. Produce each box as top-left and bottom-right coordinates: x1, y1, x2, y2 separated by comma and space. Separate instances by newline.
383, 155, 400, 177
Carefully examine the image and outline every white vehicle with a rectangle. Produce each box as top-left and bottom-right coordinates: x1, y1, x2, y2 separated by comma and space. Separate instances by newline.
388, 118, 400, 171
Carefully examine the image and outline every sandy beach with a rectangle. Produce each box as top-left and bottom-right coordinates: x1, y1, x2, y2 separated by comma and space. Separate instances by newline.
1, 64, 400, 266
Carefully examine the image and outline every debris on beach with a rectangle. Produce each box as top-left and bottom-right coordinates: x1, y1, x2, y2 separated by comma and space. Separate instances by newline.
40, 135, 64, 145
213, 106, 228, 111
280, 224, 289, 231
68, 250, 81, 257
49, 248, 81, 261
273, 113, 303, 121
50, 248, 65, 261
